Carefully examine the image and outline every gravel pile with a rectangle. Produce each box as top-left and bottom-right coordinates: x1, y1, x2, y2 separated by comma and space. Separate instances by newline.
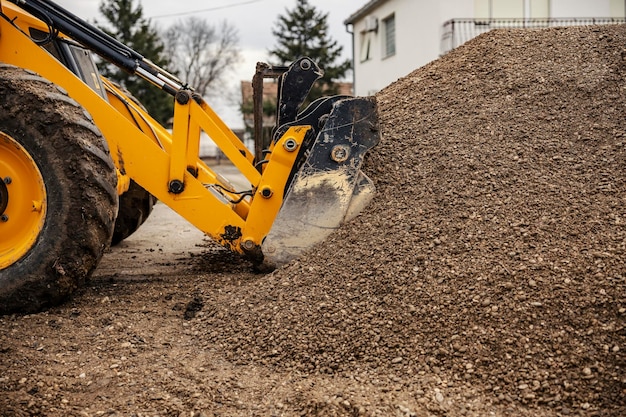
199, 25, 626, 415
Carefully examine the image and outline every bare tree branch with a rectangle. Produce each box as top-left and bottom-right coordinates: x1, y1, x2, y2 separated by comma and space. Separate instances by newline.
164, 18, 241, 97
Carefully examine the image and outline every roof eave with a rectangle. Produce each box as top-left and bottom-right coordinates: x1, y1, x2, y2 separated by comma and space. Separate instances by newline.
343, 0, 390, 25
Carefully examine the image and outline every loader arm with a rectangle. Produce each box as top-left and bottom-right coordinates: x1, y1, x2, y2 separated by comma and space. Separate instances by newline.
0, 0, 380, 268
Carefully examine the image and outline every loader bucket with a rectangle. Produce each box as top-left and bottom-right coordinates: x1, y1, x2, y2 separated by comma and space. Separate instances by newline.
261, 96, 380, 268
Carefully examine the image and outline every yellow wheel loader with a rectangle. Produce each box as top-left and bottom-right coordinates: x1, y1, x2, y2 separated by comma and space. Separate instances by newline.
0, 0, 379, 314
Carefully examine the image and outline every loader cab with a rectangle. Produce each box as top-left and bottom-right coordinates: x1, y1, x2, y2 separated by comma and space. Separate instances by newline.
29, 27, 108, 100
0, 1, 107, 99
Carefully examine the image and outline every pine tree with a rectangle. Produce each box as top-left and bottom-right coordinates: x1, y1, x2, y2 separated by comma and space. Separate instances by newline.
97, 0, 174, 124
269, 0, 351, 100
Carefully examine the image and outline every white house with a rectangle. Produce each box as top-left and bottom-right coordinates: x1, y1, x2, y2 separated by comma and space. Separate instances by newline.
344, 0, 626, 96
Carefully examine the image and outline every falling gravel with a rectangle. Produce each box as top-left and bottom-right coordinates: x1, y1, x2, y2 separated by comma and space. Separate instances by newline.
197, 25, 626, 415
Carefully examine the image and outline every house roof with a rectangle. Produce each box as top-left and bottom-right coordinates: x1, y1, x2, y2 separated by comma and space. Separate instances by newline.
343, 0, 389, 25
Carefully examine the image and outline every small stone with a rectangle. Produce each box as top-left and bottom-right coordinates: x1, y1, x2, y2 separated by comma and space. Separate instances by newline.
582, 367, 592, 376
79, 373, 86, 379
434, 390, 444, 403
398, 404, 415, 416
392, 357, 403, 364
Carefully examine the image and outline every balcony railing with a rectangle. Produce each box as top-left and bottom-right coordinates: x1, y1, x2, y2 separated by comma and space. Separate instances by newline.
441, 18, 626, 54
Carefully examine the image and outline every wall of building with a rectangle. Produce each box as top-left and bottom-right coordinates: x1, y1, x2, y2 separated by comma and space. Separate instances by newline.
351, 0, 473, 96
474, 0, 625, 19
348, 0, 626, 96
551, 0, 624, 17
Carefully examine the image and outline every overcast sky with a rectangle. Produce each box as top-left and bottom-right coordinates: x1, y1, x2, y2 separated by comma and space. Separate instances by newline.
52, 0, 366, 127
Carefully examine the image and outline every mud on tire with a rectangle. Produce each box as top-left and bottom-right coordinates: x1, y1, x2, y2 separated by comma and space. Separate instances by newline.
0, 65, 118, 314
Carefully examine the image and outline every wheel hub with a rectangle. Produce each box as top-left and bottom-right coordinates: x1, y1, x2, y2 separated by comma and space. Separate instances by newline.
0, 179, 7, 216
0, 132, 47, 269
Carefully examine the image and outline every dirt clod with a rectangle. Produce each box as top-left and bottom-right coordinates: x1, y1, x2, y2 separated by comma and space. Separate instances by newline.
183, 296, 204, 320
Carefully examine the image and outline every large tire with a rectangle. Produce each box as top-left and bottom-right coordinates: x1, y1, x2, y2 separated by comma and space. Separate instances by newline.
111, 179, 156, 245
0, 65, 118, 314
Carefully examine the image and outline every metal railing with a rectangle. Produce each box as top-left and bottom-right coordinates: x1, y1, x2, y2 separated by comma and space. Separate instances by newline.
441, 18, 626, 54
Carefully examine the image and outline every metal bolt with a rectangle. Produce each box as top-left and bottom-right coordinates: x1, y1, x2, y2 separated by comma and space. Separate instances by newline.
175, 90, 191, 105
283, 138, 298, 152
330, 145, 350, 163
3, 177, 11, 185
168, 179, 185, 194
242, 239, 256, 251
1, 214, 8, 222
300, 59, 311, 71
260, 186, 273, 198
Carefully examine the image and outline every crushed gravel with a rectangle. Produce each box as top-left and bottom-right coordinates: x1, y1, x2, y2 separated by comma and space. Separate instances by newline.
1, 24, 625, 417
196, 25, 626, 416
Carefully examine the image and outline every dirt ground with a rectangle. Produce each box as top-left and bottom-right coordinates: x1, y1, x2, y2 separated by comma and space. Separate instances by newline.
0, 204, 532, 417
2, 25, 626, 416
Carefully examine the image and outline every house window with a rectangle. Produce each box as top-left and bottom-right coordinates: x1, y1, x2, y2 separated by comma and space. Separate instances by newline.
382, 14, 396, 58
360, 32, 373, 62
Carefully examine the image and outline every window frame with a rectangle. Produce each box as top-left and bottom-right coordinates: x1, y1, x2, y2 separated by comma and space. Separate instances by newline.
382, 13, 396, 59
360, 31, 373, 63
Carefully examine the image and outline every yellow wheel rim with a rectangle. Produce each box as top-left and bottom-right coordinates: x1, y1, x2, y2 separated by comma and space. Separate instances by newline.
0, 132, 47, 269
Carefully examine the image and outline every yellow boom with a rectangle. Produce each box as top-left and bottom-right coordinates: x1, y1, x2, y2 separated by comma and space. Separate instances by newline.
0, 0, 379, 313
